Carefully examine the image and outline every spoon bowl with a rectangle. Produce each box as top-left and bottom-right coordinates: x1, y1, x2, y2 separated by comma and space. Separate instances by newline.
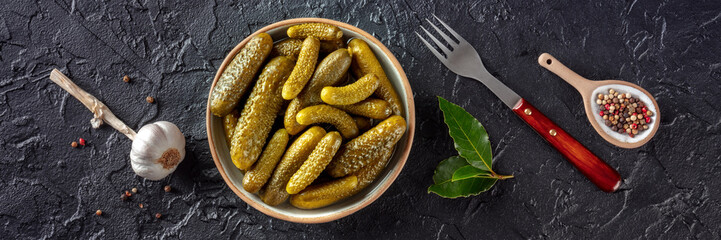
538, 53, 660, 148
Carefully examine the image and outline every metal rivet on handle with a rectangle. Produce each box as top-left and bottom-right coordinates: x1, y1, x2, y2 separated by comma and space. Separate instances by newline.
524, 108, 532, 115
549, 129, 557, 136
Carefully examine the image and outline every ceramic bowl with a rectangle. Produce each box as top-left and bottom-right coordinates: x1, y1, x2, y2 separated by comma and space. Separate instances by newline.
206, 18, 415, 223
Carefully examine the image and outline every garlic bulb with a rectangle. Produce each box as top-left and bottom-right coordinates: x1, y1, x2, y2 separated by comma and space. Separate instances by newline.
130, 121, 186, 180
49, 69, 187, 181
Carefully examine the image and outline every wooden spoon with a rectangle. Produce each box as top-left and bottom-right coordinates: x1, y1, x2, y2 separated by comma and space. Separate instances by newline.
538, 53, 660, 149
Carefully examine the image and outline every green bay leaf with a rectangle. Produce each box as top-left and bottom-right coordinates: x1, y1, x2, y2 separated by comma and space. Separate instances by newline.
437, 96, 493, 171
428, 156, 497, 198
451, 165, 494, 182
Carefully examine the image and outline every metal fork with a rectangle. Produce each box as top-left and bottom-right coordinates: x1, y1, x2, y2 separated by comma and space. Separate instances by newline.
416, 16, 622, 193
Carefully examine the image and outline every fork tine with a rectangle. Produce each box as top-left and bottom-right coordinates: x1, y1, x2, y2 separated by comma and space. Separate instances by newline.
420, 25, 451, 55
432, 14, 465, 43
414, 31, 446, 61
425, 18, 457, 46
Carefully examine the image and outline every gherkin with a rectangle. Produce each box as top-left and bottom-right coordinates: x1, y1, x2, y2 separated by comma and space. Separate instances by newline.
289, 175, 358, 209
271, 38, 303, 59
348, 38, 403, 115
287, 23, 343, 41
286, 131, 342, 194
282, 37, 320, 100
326, 115, 406, 177
284, 49, 351, 135
321, 73, 379, 105
296, 105, 359, 139
334, 98, 392, 120
230, 56, 295, 171
210, 33, 273, 116
261, 126, 327, 206
242, 129, 290, 193
223, 109, 240, 145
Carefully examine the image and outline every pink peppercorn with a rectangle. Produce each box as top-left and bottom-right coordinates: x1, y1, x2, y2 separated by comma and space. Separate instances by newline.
79, 138, 86, 146
599, 111, 604, 116
645, 117, 651, 123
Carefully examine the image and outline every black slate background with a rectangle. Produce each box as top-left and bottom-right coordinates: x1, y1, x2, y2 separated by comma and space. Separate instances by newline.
1, 0, 720, 239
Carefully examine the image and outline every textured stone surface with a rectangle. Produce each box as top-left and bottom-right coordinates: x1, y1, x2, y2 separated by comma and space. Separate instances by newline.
1, 0, 720, 238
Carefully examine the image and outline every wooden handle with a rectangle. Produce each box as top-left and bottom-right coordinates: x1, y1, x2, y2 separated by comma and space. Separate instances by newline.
49, 69, 137, 140
538, 53, 598, 93
512, 98, 621, 192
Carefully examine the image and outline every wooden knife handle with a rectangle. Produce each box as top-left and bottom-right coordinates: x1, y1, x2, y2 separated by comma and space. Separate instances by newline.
512, 98, 621, 192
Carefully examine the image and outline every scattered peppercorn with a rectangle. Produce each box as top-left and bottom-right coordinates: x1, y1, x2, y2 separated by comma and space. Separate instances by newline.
164, 185, 171, 192
95, 210, 102, 216
125, 190, 132, 197
71, 141, 78, 148
123, 75, 130, 83
131, 188, 138, 193
79, 138, 86, 146
155, 213, 162, 219
121, 193, 129, 201
597, 89, 654, 138
146, 96, 154, 103
139, 203, 144, 208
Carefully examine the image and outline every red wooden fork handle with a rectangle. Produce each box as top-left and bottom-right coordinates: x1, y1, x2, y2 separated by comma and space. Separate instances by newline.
512, 98, 621, 192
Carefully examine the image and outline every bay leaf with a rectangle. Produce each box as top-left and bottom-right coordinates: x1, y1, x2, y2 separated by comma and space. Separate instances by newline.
428, 156, 497, 198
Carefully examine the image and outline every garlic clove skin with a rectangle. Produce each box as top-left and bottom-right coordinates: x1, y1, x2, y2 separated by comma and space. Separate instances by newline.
130, 121, 186, 180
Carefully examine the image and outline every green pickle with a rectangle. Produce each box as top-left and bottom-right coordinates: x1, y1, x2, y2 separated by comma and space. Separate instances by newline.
271, 39, 302, 59
230, 56, 295, 170
335, 98, 392, 120
296, 105, 359, 139
260, 126, 326, 206
223, 109, 240, 145
286, 131, 342, 194
289, 175, 358, 209
351, 145, 393, 193
287, 23, 343, 41
348, 38, 403, 115
284, 49, 351, 135
242, 129, 290, 193
282, 37, 320, 100
326, 115, 406, 177
210, 33, 273, 116
320, 73, 379, 105
289, 146, 393, 209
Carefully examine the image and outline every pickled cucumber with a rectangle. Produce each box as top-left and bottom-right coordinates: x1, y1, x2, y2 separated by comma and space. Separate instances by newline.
326, 115, 406, 177
223, 109, 240, 145
210, 33, 273, 116
350, 145, 393, 193
230, 56, 295, 170
320, 38, 345, 53
284, 49, 351, 135
287, 23, 343, 41
296, 105, 359, 139
289, 175, 358, 209
260, 126, 326, 206
348, 38, 402, 115
334, 98, 392, 120
286, 131, 342, 194
242, 129, 290, 193
353, 116, 371, 132
271, 38, 302, 59
282, 37, 320, 100
320, 73, 379, 105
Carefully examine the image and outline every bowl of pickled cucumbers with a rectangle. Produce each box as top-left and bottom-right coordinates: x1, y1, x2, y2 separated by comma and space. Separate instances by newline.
206, 18, 414, 223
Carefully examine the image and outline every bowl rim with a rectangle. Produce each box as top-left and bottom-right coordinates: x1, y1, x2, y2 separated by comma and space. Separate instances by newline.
205, 18, 416, 223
